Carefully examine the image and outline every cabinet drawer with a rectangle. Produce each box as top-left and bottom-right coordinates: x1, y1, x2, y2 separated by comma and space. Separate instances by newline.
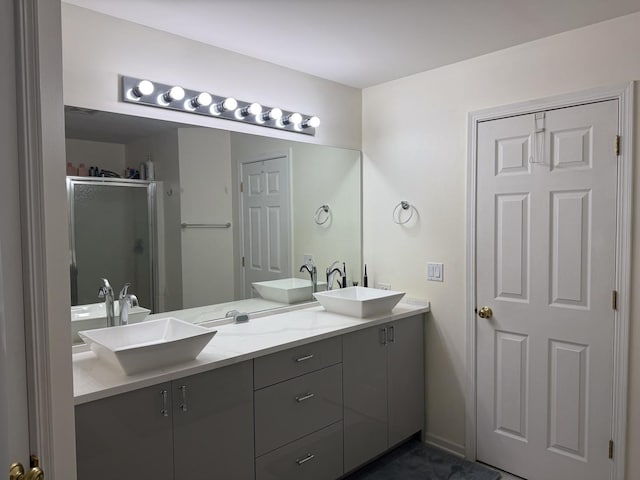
255, 421, 343, 480
255, 363, 342, 456
254, 336, 342, 389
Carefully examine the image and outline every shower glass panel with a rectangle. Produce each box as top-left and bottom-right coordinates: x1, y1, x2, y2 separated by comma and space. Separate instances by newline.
67, 177, 156, 312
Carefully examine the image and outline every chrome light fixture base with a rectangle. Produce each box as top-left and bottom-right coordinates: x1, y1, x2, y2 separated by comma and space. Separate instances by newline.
121, 76, 318, 136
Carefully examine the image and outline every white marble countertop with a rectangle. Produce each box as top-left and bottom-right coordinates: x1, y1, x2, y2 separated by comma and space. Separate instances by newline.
73, 301, 430, 405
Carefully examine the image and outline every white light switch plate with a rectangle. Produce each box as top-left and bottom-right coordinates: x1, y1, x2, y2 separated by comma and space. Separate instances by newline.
427, 262, 444, 282
303, 254, 314, 266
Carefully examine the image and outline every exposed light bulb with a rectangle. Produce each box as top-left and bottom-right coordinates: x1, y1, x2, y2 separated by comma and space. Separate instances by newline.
132, 80, 154, 98
210, 97, 238, 115
262, 108, 283, 121
239, 102, 263, 117
283, 112, 303, 125
162, 86, 185, 103
302, 116, 321, 128
190, 92, 213, 108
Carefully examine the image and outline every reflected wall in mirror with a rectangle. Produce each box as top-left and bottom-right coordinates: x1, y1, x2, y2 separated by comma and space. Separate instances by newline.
65, 107, 362, 340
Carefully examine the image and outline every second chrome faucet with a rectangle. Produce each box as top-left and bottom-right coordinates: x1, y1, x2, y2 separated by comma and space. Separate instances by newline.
326, 261, 347, 290
98, 278, 139, 327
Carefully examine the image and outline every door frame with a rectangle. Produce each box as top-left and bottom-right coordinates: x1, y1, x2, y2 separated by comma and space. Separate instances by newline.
14, 0, 77, 477
465, 83, 634, 480
238, 151, 293, 298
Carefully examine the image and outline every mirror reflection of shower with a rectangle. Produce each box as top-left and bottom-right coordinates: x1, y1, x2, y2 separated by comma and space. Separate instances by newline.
67, 177, 157, 313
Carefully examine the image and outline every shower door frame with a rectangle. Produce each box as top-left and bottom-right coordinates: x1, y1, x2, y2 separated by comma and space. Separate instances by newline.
66, 176, 158, 313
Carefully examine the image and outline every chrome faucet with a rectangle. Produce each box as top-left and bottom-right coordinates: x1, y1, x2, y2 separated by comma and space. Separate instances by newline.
326, 261, 346, 290
300, 261, 318, 293
97, 278, 115, 327
119, 293, 139, 326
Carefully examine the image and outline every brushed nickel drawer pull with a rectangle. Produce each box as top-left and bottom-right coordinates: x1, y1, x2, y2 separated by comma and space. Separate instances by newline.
295, 392, 315, 403
295, 354, 314, 362
296, 453, 315, 466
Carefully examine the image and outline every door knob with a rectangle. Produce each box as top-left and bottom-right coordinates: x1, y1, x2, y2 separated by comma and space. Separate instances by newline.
9, 463, 44, 480
478, 306, 493, 319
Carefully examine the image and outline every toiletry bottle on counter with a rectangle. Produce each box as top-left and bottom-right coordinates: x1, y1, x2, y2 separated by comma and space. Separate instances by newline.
363, 264, 368, 287
77, 163, 89, 176
66, 162, 77, 176
145, 156, 155, 180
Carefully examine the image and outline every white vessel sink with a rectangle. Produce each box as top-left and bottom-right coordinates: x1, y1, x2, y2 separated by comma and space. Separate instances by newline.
252, 278, 327, 304
78, 317, 217, 375
71, 301, 151, 342
313, 286, 405, 318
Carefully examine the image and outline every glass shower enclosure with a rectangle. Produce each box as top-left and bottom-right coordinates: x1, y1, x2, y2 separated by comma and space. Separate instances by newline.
67, 177, 157, 312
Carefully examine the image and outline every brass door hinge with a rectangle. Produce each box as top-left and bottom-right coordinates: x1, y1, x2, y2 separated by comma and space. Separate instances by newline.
609, 439, 614, 459
241, 256, 245, 267
240, 181, 244, 193
614, 135, 620, 156
612, 290, 618, 310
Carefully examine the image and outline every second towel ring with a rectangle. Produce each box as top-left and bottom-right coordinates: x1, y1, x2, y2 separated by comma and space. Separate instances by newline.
314, 204, 331, 225
393, 200, 415, 225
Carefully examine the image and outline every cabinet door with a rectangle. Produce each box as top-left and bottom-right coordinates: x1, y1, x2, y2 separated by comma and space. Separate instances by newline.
387, 314, 425, 446
172, 361, 254, 480
342, 324, 388, 472
75, 382, 173, 480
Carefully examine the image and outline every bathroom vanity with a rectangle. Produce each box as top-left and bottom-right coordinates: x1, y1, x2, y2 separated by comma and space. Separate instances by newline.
73, 302, 428, 480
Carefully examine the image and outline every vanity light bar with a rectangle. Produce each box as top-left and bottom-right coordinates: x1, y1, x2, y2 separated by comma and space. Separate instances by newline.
121, 76, 319, 136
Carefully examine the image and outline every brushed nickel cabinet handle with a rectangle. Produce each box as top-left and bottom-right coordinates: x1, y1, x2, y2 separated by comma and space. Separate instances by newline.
295, 354, 314, 362
178, 385, 188, 412
296, 453, 315, 466
380, 327, 388, 345
295, 392, 315, 403
160, 389, 169, 417
388, 325, 395, 343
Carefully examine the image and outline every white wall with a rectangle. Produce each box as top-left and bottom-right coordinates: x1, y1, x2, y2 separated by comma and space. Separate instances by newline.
177, 128, 234, 307
362, 12, 640, 477
61, 3, 362, 151
65, 138, 125, 174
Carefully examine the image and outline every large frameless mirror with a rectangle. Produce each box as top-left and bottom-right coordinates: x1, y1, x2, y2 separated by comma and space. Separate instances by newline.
65, 107, 362, 342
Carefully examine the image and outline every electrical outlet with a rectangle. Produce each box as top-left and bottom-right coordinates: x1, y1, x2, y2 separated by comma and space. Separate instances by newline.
375, 282, 391, 290
303, 254, 314, 266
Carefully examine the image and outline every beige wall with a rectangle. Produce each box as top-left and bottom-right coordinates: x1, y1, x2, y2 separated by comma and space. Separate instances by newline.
177, 128, 234, 307
65, 138, 126, 174
61, 3, 362, 151
362, 11, 640, 476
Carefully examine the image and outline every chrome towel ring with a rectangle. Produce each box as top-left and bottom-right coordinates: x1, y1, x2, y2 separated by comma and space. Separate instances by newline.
314, 204, 331, 225
393, 200, 414, 225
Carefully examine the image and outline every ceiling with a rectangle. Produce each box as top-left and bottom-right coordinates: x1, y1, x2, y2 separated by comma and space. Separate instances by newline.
62, 0, 640, 88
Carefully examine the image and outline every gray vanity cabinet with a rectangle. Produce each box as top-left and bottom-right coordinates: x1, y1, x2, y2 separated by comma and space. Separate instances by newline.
172, 361, 254, 480
342, 314, 425, 473
75, 361, 254, 480
75, 381, 174, 480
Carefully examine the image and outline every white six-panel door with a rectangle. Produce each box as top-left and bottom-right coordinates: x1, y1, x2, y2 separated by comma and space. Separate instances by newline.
241, 156, 292, 298
476, 100, 618, 479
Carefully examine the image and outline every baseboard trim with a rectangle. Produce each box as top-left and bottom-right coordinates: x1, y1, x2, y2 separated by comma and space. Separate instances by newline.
424, 432, 466, 457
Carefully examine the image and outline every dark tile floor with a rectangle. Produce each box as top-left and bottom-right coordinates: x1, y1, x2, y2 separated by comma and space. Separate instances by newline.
343, 439, 501, 480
